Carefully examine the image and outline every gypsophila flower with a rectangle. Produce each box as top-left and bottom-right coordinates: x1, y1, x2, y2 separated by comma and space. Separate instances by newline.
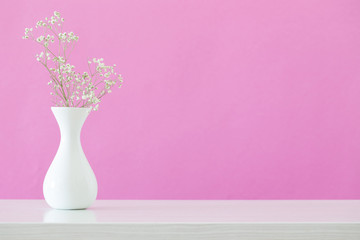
23, 11, 123, 110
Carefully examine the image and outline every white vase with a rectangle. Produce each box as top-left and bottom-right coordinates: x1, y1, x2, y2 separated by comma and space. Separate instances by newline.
43, 107, 98, 210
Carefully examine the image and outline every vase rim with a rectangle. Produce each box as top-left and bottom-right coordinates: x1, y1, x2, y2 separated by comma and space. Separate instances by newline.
51, 107, 91, 109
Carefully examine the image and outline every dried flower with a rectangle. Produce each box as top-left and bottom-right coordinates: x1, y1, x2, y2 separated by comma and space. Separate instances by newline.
23, 11, 123, 110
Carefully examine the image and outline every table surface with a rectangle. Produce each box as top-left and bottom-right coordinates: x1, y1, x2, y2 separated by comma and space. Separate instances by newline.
1, 200, 360, 223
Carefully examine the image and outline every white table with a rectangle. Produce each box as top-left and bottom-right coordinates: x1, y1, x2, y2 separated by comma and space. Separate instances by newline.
0, 200, 359, 240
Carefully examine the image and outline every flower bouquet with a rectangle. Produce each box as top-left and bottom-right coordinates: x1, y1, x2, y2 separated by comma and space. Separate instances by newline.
23, 11, 123, 111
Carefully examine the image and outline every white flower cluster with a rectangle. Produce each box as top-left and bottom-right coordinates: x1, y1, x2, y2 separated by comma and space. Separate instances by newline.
36, 11, 64, 28
79, 58, 123, 110
36, 34, 55, 47
58, 32, 79, 43
35, 51, 51, 62
23, 11, 123, 111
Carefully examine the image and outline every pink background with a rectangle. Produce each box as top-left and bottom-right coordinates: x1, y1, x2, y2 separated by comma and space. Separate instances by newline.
1, 0, 360, 199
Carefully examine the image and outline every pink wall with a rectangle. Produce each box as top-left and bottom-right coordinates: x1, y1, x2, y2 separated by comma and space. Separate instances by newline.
1, 0, 360, 199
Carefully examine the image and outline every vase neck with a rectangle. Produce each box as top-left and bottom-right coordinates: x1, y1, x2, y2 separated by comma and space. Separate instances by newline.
51, 107, 90, 142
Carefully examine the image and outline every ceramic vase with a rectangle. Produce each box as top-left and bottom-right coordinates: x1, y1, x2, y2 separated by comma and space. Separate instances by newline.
43, 107, 97, 210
